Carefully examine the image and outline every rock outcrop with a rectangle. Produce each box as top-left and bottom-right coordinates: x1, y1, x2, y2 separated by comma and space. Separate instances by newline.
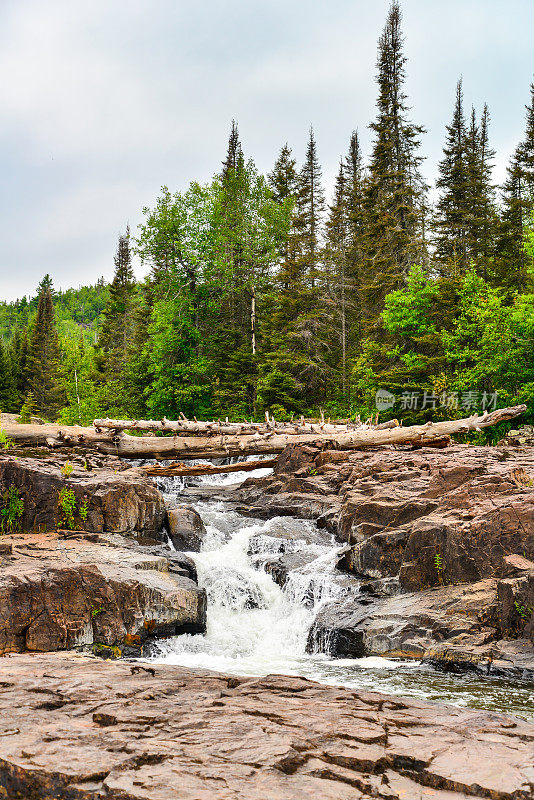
0, 531, 206, 656
233, 443, 534, 668
0, 452, 166, 537
0, 653, 532, 800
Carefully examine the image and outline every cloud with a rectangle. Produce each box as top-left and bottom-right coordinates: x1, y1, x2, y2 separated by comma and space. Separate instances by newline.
0, 0, 533, 300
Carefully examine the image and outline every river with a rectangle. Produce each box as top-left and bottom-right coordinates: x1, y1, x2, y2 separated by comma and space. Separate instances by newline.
148, 461, 534, 721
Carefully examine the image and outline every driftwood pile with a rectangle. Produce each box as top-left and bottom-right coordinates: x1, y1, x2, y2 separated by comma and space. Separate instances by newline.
0, 405, 526, 475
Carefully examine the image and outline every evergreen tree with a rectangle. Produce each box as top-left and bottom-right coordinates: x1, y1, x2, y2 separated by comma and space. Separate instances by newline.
0, 340, 17, 412
361, 1, 426, 329
295, 127, 326, 288
435, 87, 497, 278
344, 130, 365, 344
434, 80, 469, 273
324, 160, 351, 397
25, 288, 64, 419
98, 227, 136, 412
498, 83, 534, 291
268, 144, 300, 288
221, 120, 242, 182
30, 274, 56, 309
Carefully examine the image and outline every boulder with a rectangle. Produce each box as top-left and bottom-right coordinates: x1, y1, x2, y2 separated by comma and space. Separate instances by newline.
166, 505, 207, 551
0, 653, 533, 800
0, 532, 206, 656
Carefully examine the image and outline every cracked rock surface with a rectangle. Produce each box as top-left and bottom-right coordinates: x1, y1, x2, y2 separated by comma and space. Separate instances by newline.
0, 533, 206, 656
0, 653, 533, 800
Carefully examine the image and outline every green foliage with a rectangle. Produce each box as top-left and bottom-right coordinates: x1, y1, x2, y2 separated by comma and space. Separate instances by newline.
1, 486, 24, 532
61, 461, 74, 477
57, 487, 77, 530
0, 429, 12, 449
25, 287, 64, 420
514, 600, 534, 621
17, 392, 38, 424
79, 499, 89, 523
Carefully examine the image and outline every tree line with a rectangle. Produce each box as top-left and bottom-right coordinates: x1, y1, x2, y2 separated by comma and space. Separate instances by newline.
1, 2, 533, 433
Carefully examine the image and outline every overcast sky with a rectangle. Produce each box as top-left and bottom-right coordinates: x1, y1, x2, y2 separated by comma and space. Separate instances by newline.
0, 0, 532, 301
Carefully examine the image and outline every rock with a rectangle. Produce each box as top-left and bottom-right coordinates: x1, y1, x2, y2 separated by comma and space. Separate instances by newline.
0, 453, 166, 537
261, 550, 320, 588
499, 424, 534, 447
309, 578, 493, 656
166, 505, 207, 551
233, 444, 534, 591
0, 653, 533, 800
0, 532, 206, 656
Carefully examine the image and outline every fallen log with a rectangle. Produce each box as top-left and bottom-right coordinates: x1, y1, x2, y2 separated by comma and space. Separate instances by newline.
92, 416, 377, 436
0, 405, 526, 459
140, 458, 278, 477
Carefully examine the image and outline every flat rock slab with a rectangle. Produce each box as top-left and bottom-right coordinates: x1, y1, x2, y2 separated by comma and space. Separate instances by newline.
0, 653, 533, 799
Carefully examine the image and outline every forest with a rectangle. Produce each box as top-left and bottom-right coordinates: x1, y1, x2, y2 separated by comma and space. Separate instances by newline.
1, 2, 533, 437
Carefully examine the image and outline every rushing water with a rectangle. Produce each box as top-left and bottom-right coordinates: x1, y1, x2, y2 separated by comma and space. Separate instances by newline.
149, 460, 534, 721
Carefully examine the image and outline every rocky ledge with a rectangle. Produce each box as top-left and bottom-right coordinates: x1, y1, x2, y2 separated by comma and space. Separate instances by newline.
232, 443, 534, 672
0, 652, 532, 800
0, 531, 206, 657
0, 452, 165, 536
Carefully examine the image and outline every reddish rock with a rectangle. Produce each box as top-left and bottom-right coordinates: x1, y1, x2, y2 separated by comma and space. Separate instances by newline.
0, 453, 165, 536
0, 532, 206, 656
0, 652, 533, 799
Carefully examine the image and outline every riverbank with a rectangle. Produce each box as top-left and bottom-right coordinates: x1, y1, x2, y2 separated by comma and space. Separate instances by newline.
0, 651, 533, 800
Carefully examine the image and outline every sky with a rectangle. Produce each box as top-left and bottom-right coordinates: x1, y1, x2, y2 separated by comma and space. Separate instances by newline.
0, 0, 533, 301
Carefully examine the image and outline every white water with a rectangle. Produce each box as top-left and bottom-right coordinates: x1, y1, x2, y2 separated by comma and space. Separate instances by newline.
152, 502, 350, 677
149, 463, 534, 720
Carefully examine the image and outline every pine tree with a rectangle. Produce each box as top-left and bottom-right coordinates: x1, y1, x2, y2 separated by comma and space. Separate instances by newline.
98, 227, 136, 411
434, 80, 469, 273
25, 288, 64, 419
361, 1, 426, 329
0, 340, 17, 412
498, 83, 534, 291
295, 127, 326, 288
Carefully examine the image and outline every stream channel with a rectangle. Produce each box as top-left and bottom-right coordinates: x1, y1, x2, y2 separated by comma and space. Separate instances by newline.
147, 460, 534, 721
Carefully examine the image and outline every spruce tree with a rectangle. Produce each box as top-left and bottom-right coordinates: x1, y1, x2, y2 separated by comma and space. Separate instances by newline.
25, 288, 64, 419
295, 127, 326, 288
435, 88, 497, 278
344, 130, 365, 343
361, 1, 426, 329
268, 144, 301, 289
434, 80, 469, 273
324, 160, 351, 397
99, 227, 136, 411
498, 82, 534, 291
0, 340, 17, 412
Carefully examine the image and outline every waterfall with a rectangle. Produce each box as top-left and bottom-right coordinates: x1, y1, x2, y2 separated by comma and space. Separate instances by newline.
151, 502, 347, 677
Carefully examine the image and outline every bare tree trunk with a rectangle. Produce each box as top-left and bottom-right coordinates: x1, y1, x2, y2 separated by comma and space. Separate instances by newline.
139, 458, 277, 477
1, 405, 525, 460
251, 286, 256, 356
